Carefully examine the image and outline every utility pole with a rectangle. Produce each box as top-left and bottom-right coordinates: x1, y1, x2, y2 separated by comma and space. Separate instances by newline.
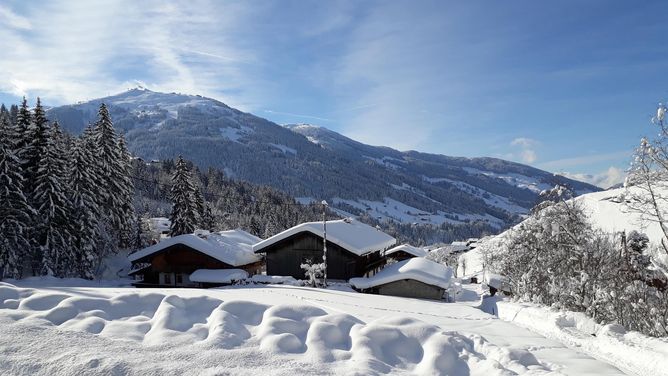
322, 200, 328, 287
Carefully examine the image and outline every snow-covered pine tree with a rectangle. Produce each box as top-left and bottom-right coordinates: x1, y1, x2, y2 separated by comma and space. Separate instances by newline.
193, 185, 206, 228
13, 98, 32, 166
9, 104, 19, 127
116, 135, 136, 246
0, 116, 34, 278
69, 136, 102, 279
93, 104, 135, 248
24, 98, 50, 197
33, 122, 74, 277
169, 156, 198, 236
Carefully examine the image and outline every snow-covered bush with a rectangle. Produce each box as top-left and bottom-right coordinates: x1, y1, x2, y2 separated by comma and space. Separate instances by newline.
300, 259, 325, 287
426, 248, 460, 277
497, 186, 668, 337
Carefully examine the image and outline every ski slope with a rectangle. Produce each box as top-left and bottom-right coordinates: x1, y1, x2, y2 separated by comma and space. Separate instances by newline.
0, 280, 626, 375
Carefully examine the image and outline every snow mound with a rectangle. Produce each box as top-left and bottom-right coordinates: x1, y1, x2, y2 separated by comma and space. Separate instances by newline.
189, 269, 248, 284
249, 275, 298, 284
0, 281, 558, 375
350, 258, 453, 290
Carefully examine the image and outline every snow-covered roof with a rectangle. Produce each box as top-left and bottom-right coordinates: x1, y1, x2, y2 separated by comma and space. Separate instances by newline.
252, 218, 396, 256
384, 244, 427, 258
189, 269, 248, 283
349, 258, 453, 290
128, 229, 262, 266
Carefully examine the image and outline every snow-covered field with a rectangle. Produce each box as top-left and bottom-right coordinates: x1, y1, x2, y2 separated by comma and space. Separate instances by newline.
0, 280, 629, 376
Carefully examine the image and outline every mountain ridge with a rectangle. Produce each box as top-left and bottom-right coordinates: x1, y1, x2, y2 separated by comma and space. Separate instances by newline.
46, 88, 600, 233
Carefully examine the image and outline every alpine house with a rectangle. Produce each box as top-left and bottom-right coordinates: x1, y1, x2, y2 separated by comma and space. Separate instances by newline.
252, 218, 396, 280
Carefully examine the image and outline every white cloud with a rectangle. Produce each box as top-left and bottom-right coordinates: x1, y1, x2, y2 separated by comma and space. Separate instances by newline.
508, 137, 539, 164
511, 137, 538, 148
0, 5, 31, 30
0, 1, 258, 108
559, 166, 626, 189
520, 149, 537, 164
538, 150, 631, 170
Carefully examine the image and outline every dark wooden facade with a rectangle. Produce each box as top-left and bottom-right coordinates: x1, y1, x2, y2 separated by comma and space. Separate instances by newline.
260, 232, 384, 280
130, 244, 262, 287
358, 279, 445, 300
386, 250, 418, 262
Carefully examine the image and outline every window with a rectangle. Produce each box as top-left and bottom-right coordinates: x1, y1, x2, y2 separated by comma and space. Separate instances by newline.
163, 273, 171, 285
176, 274, 183, 284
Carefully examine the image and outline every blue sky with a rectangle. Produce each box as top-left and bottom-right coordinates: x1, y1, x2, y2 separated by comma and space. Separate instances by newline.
1, 1, 667, 187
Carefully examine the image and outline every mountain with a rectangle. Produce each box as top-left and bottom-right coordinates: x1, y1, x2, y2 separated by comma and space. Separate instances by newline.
47, 88, 600, 233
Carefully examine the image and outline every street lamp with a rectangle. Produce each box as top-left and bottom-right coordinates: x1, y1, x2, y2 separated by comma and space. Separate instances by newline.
321, 200, 328, 287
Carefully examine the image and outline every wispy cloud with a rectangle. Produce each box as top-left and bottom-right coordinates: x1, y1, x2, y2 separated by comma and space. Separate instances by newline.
0, 5, 31, 30
508, 137, 539, 164
262, 110, 333, 122
538, 150, 631, 170
0, 0, 258, 108
559, 166, 626, 189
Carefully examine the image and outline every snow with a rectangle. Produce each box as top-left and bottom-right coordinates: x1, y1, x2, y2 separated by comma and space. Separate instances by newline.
363, 155, 403, 170
0, 281, 628, 375
189, 269, 248, 284
295, 196, 316, 205
384, 244, 427, 258
253, 218, 396, 257
483, 273, 508, 291
219, 125, 254, 143
129, 229, 261, 267
492, 299, 668, 376
422, 175, 529, 215
269, 143, 297, 155
577, 186, 664, 244
149, 217, 171, 233
350, 258, 453, 290
249, 275, 298, 284
332, 197, 505, 228
463, 167, 553, 194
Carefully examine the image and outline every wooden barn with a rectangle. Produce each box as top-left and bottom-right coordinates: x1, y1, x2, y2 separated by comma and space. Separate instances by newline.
128, 229, 263, 287
252, 218, 396, 281
384, 244, 427, 262
350, 258, 453, 300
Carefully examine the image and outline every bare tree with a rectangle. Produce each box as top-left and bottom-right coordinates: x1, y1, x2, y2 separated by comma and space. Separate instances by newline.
626, 103, 668, 255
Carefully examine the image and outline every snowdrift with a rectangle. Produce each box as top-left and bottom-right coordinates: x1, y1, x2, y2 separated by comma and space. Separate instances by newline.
494, 300, 668, 376
0, 281, 562, 375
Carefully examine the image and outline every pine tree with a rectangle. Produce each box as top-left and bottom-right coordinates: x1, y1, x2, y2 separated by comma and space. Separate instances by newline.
9, 104, 19, 126
116, 135, 136, 246
33, 124, 73, 277
0, 116, 34, 278
24, 98, 50, 189
93, 104, 135, 248
69, 136, 101, 278
14, 98, 31, 163
193, 185, 206, 227
169, 156, 198, 236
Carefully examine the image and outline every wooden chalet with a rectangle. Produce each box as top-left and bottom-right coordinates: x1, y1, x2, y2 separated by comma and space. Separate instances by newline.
350, 258, 453, 300
383, 244, 427, 262
252, 218, 396, 281
128, 229, 263, 287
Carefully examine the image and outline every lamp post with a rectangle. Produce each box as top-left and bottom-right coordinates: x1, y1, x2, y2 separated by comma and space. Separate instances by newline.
322, 200, 328, 287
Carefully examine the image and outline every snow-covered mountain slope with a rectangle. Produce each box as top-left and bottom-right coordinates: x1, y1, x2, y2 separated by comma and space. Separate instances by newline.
0, 281, 626, 375
47, 89, 600, 232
